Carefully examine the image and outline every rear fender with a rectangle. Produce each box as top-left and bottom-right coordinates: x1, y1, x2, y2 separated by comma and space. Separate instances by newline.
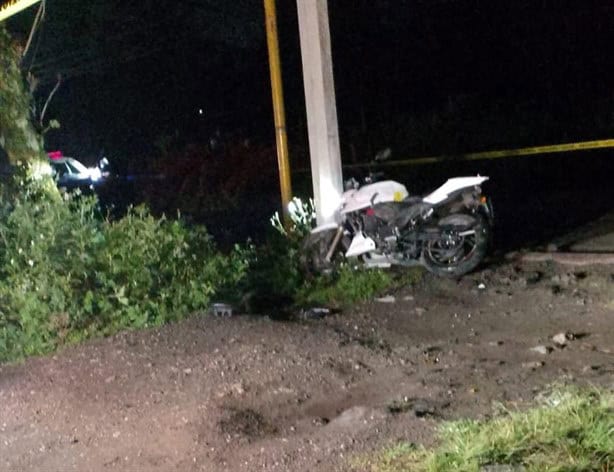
438, 213, 477, 230
478, 199, 495, 226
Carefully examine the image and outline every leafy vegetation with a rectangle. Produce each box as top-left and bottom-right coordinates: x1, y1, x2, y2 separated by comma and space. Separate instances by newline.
0, 178, 249, 361
358, 387, 613, 472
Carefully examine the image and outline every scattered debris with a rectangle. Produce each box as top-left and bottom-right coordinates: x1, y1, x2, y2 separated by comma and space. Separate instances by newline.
211, 303, 233, 317
375, 295, 396, 303
529, 345, 551, 355
403, 295, 415, 301
522, 361, 545, 370
302, 307, 332, 319
478, 283, 487, 290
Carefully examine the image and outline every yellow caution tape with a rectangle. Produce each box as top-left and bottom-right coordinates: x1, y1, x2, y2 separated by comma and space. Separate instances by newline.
343, 138, 614, 169
0, 0, 41, 22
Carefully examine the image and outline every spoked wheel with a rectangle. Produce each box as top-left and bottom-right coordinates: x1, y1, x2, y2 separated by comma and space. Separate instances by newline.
422, 214, 490, 277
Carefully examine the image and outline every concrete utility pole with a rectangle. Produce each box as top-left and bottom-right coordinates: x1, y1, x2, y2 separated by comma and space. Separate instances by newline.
296, 0, 344, 225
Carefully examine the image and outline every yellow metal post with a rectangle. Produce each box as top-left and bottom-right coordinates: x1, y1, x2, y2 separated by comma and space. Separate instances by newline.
264, 0, 293, 224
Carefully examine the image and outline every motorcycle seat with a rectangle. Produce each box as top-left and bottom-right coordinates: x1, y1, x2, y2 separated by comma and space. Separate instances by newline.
403, 195, 424, 205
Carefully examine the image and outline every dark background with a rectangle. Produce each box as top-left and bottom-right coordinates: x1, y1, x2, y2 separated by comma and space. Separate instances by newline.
7, 0, 614, 246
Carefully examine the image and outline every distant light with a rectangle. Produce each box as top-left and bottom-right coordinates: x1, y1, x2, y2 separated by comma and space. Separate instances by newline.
198, 108, 204, 115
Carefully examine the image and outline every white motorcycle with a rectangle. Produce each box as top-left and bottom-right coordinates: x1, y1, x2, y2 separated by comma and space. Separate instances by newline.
302, 153, 493, 277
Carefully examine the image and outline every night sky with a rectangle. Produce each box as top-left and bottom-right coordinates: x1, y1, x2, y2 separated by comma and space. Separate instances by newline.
6, 0, 614, 168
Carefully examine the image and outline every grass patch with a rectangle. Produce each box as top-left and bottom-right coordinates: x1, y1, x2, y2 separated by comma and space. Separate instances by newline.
296, 264, 393, 307
357, 387, 613, 472
296, 265, 424, 308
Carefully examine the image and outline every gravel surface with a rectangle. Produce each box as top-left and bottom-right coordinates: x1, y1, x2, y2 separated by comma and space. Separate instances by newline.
1, 260, 613, 471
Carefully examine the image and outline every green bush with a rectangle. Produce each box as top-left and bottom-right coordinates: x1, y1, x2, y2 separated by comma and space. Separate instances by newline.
0, 179, 249, 361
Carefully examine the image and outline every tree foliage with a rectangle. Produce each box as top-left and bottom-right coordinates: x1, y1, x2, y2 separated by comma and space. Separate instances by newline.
0, 23, 45, 166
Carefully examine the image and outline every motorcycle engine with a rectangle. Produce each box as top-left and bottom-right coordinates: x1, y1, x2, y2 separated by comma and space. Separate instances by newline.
362, 203, 399, 249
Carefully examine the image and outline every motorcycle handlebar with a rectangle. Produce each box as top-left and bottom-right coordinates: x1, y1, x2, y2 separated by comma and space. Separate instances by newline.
365, 171, 385, 183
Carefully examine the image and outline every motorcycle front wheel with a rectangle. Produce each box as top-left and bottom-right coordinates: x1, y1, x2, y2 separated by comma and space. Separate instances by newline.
421, 214, 490, 277
300, 228, 340, 275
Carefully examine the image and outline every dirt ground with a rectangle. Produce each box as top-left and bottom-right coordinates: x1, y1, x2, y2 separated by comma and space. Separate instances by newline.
1, 258, 613, 472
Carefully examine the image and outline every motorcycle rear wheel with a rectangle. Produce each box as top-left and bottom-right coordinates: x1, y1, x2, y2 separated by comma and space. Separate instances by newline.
422, 214, 490, 277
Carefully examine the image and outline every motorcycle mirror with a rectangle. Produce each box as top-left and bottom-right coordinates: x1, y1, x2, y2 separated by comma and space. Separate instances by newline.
374, 148, 392, 162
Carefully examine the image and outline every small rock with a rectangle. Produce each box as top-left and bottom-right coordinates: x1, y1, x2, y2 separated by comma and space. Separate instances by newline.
403, 295, 415, 301
312, 417, 330, 426
230, 382, 245, 395
529, 345, 551, 355
522, 361, 544, 370
552, 273, 577, 286
415, 307, 427, 315
498, 276, 512, 286
477, 283, 486, 290
375, 295, 396, 303
183, 368, 192, 375
488, 340, 504, 346
524, 271, 542, 284
552, 332, 571, 347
